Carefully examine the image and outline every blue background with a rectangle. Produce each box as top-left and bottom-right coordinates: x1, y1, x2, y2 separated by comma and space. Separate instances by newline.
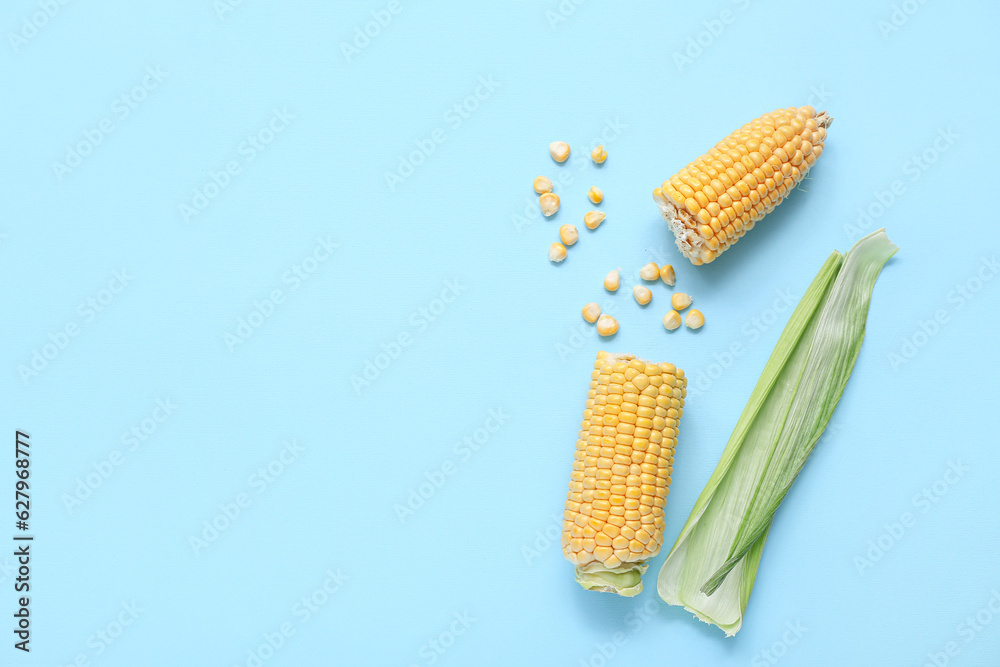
3, 1, 999, 665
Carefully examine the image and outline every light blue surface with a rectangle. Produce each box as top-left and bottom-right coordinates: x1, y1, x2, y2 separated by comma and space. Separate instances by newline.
3, 1, 999, 665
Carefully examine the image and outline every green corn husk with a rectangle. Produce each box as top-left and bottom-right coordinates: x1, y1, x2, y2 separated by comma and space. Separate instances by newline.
657, 229, 898, 636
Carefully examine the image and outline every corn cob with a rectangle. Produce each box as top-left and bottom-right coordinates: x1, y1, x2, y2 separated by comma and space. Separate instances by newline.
561, 351, 686, 596
653, 106, 831, 265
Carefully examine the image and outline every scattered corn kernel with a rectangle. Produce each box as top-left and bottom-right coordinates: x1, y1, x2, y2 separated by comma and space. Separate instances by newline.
582, 303, 602, 323
640, 262, 660, 281
596, 314, 618, 336
584, 211, 606, 230
588, 186, 604, 204
559, 224, 579, 246
550, 141, 571, 163
549, 242, 567, 263
604, 269, 621, 292
591, 145, 607, 164
663, 310, 682, 331
633, 286, 652, 305
685, 309, 705, 329
540, 192, 560, 217
659, 264, 676, 286
533, 176, 553, 194
671, 292, 693, 310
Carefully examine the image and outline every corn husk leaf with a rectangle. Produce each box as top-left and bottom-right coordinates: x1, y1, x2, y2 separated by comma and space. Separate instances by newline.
657, 229, 898, 636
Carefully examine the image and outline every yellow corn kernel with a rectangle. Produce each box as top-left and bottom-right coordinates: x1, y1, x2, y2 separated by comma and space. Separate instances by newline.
596, 315, 619, 336
639, 263, 660, 281
633, 286, 652, 306
652, 107, 832, 264
659, 264, 676, 286
540, 192, 560, 217
604, 269, 621, 292
584, 211, 606, 230
591, 145, 607, 164
588, 186, 604, 204
582, 302, 601, 324
671, 293, 692, 311
562, 351, 686, 594
549, 242, 567, 263
560, 224, 579, 246
550, 141, 571, 163
684, 309, 705, 329
662, 310, 682, 331
533, 175, 553, 194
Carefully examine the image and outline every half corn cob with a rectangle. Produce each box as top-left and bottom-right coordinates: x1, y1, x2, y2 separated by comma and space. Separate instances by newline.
561, 351, 686, 596
653, 106, 831, 265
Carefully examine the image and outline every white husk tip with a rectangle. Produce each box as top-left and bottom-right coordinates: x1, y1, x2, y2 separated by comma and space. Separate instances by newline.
855, 228, 898, 253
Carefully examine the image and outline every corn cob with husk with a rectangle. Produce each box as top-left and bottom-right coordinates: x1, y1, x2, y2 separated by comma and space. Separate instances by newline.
561, 351, 686, 596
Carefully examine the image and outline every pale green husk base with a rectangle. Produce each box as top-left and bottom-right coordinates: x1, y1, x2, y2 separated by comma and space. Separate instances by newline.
657, 229, 898, 636
575, 560, 648, 597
